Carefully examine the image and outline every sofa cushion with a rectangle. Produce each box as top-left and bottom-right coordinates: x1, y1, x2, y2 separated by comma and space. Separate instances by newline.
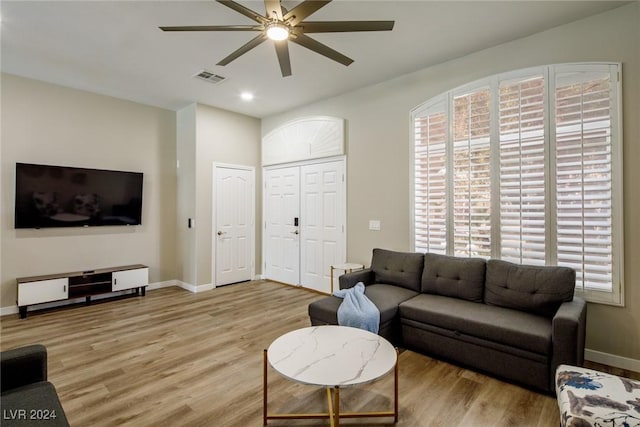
363, 284, 420, 323
1, 382, 69, 427
485, 259, 576, 318
421, 253, 486, 302
0, 344, 47, 392
308, 296, 344, 325
399, 294, 552, 355
370, 248, 424, 292
309, 284, 419, 326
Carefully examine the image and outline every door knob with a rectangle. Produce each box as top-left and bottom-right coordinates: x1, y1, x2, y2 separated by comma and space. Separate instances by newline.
217, 231, 226, 236
291, 230, 299, 235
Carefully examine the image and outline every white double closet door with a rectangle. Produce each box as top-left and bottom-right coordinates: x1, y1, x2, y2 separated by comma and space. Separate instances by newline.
264, 159, 345, 294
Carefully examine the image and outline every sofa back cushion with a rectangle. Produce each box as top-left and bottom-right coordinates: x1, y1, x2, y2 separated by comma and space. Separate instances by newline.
371, 248, 424, 292
484, 259, 576, 317
421, 253, 486, 302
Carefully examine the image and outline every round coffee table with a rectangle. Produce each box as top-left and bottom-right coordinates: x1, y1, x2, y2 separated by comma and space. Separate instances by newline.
263, 325, 398, 426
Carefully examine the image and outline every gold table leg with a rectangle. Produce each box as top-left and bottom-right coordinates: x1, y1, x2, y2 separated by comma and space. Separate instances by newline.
394, 348, 399, 423
330, 266, 334, 293
263, 348, 399, 425
263, 349, 267, 425
335, 386, 340, 426
326, 388, 335, 427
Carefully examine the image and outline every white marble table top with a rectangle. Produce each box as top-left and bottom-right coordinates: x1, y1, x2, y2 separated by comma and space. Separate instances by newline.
267, 325, 396, 388
331, 263, 364, 270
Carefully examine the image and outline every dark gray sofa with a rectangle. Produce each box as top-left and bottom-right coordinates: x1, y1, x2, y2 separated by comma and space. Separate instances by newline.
1, 344, 70, 427
308, 248, 587, 393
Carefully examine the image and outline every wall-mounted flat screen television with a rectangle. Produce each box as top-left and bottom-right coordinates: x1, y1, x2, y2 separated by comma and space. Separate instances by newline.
15, 163, 143, 229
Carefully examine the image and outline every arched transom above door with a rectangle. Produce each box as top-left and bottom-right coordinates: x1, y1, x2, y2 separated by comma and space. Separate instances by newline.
262, 116, 345, 166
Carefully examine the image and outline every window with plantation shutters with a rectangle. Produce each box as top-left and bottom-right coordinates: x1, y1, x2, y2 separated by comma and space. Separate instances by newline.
452, 88, 492, 258
498, 75, 546, 265
411, 63, 622, 305
554, 66, 618, 295
413, 102, 447, 254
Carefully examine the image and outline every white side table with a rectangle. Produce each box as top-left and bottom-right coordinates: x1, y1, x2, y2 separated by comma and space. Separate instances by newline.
330, 262, 365, 293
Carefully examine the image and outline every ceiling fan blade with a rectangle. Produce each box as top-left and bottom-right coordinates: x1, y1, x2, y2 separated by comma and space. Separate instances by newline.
216, 0, 268, 24
284, 1, 332, 27
217, 33, 268, 66
264, 0, 283, 20
298, 21, 395, 33
291, 33, 353, 66
274, 41, 292, 77
159, 25, 262, 32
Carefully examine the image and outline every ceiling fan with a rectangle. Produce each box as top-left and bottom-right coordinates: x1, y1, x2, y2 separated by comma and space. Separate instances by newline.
160, 0, 395, 77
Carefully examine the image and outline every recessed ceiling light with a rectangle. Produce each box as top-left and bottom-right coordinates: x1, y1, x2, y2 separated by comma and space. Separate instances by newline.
241, 92, 254, 101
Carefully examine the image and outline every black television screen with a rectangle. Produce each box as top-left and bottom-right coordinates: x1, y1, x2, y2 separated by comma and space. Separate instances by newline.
15, 163, 143, 229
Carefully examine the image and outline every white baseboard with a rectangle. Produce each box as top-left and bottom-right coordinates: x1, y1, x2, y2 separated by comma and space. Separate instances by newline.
149, 280, 214, 293
174, 281, 214, 293
585, 348, 640, 373
147, 280, 177, 291
1, 305, 19, 316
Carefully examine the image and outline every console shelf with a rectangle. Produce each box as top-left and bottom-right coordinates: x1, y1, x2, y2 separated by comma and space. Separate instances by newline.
17, 264, 148, 319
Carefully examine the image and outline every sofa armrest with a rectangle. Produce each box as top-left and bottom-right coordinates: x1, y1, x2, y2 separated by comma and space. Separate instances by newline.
552, 297, 587, 373
339, 269, 374, 290
0, 344, 48, 392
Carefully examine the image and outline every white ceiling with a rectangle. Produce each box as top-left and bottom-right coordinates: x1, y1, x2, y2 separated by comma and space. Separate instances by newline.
0, 0, 628, 118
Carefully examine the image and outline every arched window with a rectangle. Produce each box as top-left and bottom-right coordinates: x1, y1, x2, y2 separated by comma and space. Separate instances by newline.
411, 63, 623, 305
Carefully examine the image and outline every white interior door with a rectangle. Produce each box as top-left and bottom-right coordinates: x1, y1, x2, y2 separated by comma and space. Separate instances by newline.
264, 167, 300, 285
215, 165, 254, 286
300, 161, 345, 293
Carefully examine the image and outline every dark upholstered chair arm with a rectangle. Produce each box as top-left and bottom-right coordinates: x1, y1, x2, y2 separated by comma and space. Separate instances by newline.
552, 297, 587, 373
1, 344, 48, 392
339, 269, 374, 290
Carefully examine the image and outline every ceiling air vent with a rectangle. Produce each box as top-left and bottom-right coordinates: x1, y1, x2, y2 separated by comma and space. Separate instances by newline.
194, 70, 226, 84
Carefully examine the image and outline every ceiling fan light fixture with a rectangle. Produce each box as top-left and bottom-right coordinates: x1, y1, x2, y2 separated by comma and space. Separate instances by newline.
266, 22, 289, 41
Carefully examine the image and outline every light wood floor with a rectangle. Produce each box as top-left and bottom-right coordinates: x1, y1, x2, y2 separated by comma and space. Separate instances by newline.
0, 280, 629, 427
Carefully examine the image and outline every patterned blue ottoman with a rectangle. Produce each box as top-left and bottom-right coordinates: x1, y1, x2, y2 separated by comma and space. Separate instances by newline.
556, 364, 640, 427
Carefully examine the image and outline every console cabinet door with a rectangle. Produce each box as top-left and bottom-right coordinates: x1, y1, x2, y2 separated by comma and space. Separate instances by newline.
112, 268, 148, 292
18, 278, 68, 306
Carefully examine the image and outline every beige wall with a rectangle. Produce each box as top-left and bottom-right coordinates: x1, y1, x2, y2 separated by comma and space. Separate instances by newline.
262, 3, 640, 361
0, 74, 178, 308
176, 104, 197, 285
176, 104, 261, 287
195, 104, 262, 286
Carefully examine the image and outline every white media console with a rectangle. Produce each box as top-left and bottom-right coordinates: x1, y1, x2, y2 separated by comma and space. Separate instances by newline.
17, 264, 148, 318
